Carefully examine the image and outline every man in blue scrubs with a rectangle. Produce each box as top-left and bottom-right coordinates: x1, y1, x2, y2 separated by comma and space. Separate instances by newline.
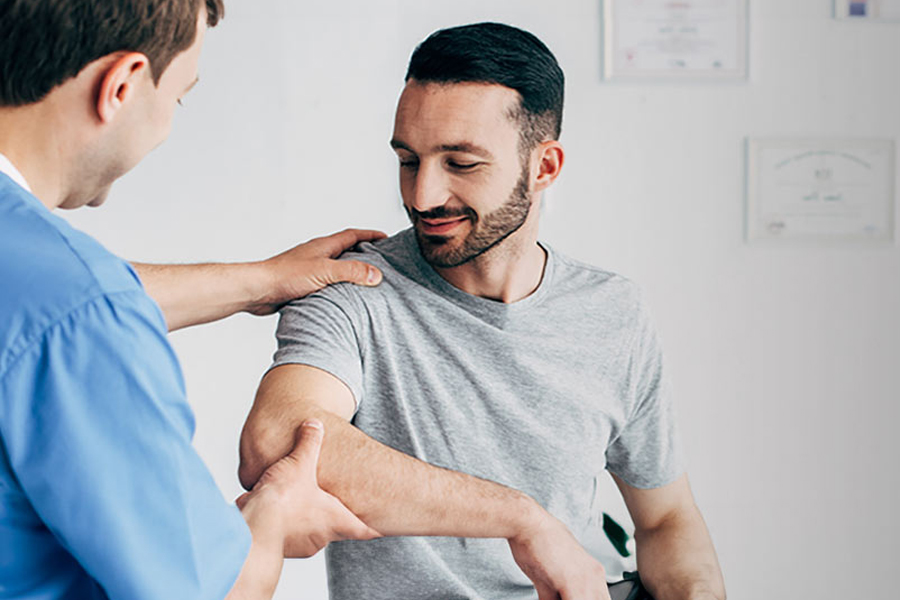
0, 1, 380, 598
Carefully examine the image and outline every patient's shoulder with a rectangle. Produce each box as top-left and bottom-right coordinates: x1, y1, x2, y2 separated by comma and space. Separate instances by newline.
279, 230, 414, 318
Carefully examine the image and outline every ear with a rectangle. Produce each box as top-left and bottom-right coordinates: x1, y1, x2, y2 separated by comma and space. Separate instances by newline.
96, 52, 151, 124
532, 140, 564, 193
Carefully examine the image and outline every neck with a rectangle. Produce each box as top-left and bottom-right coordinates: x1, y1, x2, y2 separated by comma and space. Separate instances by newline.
0, 101, 72, 210
433, 210, 547, 304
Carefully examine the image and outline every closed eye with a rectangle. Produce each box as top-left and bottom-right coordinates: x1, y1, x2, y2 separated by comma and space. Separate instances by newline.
449, 161, 480, 171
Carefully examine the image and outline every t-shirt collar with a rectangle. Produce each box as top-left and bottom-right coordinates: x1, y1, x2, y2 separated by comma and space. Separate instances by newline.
401, 227, 556, 316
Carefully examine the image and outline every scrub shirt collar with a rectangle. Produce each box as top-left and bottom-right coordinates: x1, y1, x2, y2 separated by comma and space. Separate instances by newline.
0, 152, 33, 193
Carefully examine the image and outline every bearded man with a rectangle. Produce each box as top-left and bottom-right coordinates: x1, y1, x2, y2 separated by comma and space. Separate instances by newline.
239, 22, 725, 600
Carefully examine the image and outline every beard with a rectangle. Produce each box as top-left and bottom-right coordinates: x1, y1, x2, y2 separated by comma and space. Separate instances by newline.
408, 164, 533, 269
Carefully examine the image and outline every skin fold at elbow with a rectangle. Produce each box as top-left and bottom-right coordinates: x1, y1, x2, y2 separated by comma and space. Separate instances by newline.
238, 444, 263, 491
238, 422, 285, 491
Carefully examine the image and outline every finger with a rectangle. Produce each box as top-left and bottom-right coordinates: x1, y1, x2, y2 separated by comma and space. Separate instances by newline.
286, 419, 325, 482
316, 229, 387, 258
322, 259, 383, 287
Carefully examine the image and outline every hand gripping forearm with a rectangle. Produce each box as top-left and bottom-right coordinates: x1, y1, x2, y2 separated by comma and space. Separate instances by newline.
239, 366, 612, 599
227, 420, 378, 600
242, 405, 536, 539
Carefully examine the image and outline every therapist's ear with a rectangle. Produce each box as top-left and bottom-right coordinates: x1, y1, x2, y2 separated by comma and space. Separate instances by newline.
95, 52, 151, 124
532, 141, 564, 193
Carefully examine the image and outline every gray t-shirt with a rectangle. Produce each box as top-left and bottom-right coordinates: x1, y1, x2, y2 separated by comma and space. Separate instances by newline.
272, 228, 683, 600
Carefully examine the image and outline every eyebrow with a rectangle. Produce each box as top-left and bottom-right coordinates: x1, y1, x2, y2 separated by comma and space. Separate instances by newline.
390, 139, 494, 160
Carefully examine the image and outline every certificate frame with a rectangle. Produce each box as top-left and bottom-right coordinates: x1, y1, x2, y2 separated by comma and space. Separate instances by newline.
834, 0, 900, 20
746, 138, 896, 243
601, 0, 749, 82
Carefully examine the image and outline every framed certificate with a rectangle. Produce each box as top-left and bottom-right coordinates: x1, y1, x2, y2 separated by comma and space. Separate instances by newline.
746, 138, 896, 243
834, 0, 900, 20
602, 0, 748, 81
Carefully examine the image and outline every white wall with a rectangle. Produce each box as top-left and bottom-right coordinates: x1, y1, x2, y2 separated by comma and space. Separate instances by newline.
64, 1, 900, 598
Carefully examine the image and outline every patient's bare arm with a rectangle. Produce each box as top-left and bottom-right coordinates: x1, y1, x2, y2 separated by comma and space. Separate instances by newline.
240, 364, 612, 600
240, 364, 534, 538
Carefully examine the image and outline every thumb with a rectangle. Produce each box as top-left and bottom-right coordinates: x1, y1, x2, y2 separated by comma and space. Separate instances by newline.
332, 505, 383, 542
323, 259, 382, 287
287, 419, 326, 481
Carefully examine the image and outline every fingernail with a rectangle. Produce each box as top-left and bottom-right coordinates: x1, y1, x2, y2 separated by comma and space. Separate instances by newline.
367, 267, 380, 285
304, 419, 323, 430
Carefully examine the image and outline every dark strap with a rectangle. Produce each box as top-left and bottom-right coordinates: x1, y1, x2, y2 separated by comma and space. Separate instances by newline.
622, 572, 655, 600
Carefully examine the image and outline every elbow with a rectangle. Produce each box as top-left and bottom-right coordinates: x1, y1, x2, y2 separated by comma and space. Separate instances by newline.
238, 453, 264, 492
238, 445, 263, 492
238, 401, 333, 490
238, 419, 282, 491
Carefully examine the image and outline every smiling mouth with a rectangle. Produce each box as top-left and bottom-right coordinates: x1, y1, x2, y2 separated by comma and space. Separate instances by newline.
418, 216, 469, 236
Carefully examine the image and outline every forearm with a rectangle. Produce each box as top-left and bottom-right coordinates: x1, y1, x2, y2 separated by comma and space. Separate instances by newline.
133, 262, 268, 331
241, 406, 539, 539
634, 504, 726, 600
241, 367, 611, 598
132, 229, 385, 331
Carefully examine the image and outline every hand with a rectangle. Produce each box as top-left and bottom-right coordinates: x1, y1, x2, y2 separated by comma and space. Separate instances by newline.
237, 420, 381, 558
508, 511, 610, 600
246, 228, 387, 315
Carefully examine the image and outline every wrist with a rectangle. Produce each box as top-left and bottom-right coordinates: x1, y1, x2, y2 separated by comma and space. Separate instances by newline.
240, 492, 287, 555
232, 495, 285, 599
507, 493, 549, 543
239, 260, 278, 315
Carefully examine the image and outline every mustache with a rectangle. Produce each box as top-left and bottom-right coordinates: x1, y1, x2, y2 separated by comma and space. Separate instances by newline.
409, 206, 477, 221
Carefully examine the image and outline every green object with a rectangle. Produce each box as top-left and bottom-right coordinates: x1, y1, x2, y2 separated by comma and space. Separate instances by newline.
603, 512, 631, 558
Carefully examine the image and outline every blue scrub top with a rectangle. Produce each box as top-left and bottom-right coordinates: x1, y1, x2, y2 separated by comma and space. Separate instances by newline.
0, 174, 250, 599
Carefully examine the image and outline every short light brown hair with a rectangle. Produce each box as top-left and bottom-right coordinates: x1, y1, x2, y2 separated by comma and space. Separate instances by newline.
0, 0, 225, 106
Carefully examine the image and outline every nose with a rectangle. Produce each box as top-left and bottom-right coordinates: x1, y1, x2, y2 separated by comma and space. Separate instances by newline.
408, 161, 450, 213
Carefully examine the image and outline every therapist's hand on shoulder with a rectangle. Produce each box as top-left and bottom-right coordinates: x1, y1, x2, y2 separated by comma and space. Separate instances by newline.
247, 229, 386, 316
236, 419, 381, 558
132, 228, 386, 332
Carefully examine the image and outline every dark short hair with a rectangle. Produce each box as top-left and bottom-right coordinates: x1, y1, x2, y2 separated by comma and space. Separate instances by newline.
405, 22, 565, 152
0, 0, 224, 107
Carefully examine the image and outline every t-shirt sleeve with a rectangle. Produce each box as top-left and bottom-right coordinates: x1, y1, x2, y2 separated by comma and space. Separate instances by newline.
605, 295, 684, 489
0, 291, 250, 600
270, 286, 366, 412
